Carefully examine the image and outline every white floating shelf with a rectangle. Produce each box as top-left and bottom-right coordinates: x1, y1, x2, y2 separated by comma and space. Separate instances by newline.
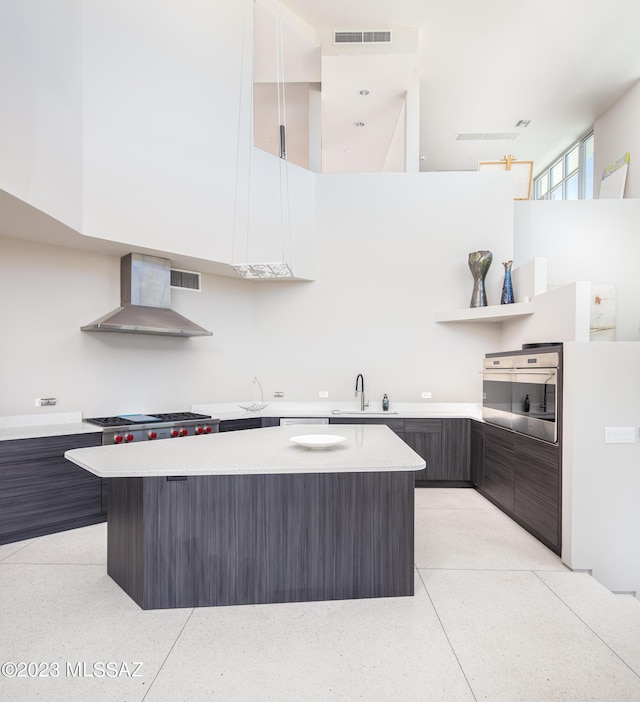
435, 301, 534, 323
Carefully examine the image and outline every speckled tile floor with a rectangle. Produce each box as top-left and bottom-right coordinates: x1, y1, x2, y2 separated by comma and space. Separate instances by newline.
1, 488, 639, 702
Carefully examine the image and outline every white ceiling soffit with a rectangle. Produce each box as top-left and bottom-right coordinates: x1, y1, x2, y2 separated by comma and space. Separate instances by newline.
281, 0, 640, 174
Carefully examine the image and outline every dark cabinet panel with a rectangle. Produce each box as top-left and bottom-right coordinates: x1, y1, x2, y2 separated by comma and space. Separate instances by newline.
470, 420, 484, 488
261, 418, 281, 428
329, 417, 405, 435
0, 433, 103, 544
219, 418, 263, 432
404, 421, 442, 482
101, 478, 109, 514
482, 424, 515, 512
514, 435, 561, 550
0, 432, 101, 465
479, 423, 561, 554
442, 419, 470, 481
405, 419, 471, 484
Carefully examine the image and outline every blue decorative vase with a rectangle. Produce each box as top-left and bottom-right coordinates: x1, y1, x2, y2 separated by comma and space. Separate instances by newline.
501, 260, 515, 305
468, 251, 493, 308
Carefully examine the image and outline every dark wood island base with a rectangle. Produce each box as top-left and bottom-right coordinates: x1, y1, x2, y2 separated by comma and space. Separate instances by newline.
107, 470, 415, 610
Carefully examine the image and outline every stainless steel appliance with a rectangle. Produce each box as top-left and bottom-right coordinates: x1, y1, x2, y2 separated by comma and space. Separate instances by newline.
482, 347, 561, 443
85, 412, 219, 445
81, 253, 212, 337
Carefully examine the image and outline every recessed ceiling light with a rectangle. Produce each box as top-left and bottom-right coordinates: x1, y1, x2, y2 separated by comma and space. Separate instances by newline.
515, 119, 531, 128
354, 121, 365, 127
359, 89, 370, 96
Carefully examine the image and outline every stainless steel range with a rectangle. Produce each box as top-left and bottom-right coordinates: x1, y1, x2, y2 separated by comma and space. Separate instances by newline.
85, 412, 219, 445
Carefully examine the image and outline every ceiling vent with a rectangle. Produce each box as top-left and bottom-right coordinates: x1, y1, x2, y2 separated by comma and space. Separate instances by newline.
333, 30, 392, 45
455, 132, 520, 142
170, 268, 201, 291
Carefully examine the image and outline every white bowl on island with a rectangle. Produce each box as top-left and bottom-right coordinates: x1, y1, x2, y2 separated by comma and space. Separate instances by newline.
289, 434, 347, 449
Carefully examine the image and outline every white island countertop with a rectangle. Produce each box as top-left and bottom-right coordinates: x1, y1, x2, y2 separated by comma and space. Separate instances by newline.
65, 424, 426, 478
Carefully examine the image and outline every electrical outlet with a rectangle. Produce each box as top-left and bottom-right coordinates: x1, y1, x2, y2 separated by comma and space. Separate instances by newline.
319, 391, 329, 398
35, 397, 57, 407
273, 391, 284, 398
604, 427, 636, 444
421, 392, 432, 399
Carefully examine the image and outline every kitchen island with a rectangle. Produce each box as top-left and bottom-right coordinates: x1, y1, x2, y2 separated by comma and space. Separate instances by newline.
65, 425, 425, 610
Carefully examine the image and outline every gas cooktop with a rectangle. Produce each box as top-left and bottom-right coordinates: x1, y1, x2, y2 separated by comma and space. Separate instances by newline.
85, 412, 212, 428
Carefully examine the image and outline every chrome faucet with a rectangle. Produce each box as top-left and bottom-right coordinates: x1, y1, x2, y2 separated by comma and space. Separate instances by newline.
355, 374, 367, 411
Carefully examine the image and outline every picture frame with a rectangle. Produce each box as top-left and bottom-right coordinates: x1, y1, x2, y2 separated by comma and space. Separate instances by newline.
478, 155, 534, 200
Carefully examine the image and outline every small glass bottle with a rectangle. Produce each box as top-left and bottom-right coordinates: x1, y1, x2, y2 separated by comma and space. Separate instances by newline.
382, 394, 389, 411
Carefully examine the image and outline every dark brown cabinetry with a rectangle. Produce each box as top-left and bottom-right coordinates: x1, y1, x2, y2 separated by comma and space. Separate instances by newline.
475, 420, 561, 554
482, 423, 515, 512
219, 417, 285, 431
513, 434, 561, 550
443, 418, 471, 483
329, 417, 405, 437
404, 419, 441, 483
219, 418, 263, 432
330, 417, 470, 487
0, 433, 103, 545
405, 418, 470, 486
470, 420, 484, 488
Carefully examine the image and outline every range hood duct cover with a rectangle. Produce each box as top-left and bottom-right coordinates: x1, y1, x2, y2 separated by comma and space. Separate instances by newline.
81, 254, 212, 337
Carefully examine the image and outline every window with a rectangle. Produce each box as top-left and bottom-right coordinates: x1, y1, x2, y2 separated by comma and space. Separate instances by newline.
533, 131, 594, 200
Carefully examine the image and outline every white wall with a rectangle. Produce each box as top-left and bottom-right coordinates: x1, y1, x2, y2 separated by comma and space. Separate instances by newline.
594, 79, 640, 199
81, 0, 245, 262
500, 283, 592, 350
250, 171, 514, 404
0, 0, 83, 231
236, 150, 316, 279
0, 171, 513, 417
514, 199, 640, 341
0, 236, 256, 417
562, 342, 640, 596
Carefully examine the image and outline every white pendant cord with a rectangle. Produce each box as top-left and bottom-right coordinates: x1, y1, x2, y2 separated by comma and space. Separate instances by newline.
231, 0, 293, 279
275, 3, 292, 272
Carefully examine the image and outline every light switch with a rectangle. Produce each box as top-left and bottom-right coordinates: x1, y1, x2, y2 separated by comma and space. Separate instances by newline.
604, 427, 637, 444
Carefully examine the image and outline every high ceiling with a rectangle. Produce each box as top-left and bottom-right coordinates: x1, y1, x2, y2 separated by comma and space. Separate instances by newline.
275, 0, 640, 176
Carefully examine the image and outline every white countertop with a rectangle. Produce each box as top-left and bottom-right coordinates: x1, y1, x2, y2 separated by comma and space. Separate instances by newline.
193, 402, 483, 422
64, 424, 426, 478
0, 403, 483, 442
0, 412, 101, 442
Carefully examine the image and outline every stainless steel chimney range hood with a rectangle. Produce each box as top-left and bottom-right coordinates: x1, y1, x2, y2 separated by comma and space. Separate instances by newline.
81, 254, 212, 337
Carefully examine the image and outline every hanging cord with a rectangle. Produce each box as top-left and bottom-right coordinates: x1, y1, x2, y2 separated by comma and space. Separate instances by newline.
275, 4, 292, 272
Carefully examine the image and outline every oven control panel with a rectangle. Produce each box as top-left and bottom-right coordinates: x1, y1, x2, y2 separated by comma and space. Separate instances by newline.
103, 422, 218, 445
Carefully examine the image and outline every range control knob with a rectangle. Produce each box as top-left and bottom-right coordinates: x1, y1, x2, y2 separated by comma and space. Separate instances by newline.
204, 426, 213, 433
114, 435, 123, 444
170, 429, 180, 438
148, 431, 158, 440
196, 426, 204, 435
179, 428, 189, 437
125, 433, 134, 442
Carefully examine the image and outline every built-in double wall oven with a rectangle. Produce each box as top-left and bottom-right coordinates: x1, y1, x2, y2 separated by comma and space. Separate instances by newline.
482, 345, 562, 444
